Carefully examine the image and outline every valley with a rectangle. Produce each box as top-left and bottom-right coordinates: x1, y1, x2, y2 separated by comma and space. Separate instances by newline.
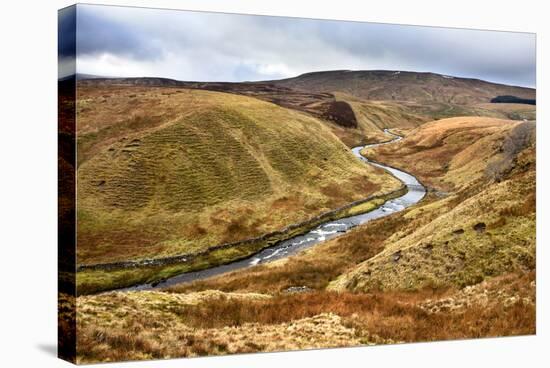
72, 70, 536, 363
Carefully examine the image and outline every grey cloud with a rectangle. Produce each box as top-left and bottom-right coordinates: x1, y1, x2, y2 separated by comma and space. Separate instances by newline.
76, 6, 164, 60
74, 4, 536, 87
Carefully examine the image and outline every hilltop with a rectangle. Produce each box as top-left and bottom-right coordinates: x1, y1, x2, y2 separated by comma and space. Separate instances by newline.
79, 72, 535, 147
268, 70, 535, 105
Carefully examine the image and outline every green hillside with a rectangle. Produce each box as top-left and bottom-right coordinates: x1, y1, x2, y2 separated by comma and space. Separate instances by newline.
76, 87, 401, 266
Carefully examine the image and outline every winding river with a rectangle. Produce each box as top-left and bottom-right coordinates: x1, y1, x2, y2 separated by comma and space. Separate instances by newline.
121, 129, 426, 292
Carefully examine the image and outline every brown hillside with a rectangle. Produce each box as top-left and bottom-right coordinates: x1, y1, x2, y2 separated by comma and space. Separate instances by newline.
74, 115, 536, 362
80, 75, 535, 147
331, 118, 535, 292
269, 70, 535, 105
362, 117, 533, 191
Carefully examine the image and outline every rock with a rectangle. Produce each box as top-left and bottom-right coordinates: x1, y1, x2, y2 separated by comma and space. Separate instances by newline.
392, 250, 402, 262
473, 222, 486, 233
284, 286, 312, 294
151, 278, 167, 287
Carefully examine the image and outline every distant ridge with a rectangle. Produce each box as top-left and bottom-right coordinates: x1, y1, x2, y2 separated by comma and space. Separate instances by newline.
266, 70, 535, 105
78, 70, 536, 105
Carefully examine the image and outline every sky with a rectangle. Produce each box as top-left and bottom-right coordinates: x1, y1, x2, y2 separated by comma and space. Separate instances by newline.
59, 4, 536, 87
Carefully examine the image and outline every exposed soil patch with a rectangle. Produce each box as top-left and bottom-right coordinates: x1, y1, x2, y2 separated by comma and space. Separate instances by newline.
322, 101, 358, 128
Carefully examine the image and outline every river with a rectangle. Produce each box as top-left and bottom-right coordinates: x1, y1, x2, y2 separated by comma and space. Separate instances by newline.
120, 129, 426, 291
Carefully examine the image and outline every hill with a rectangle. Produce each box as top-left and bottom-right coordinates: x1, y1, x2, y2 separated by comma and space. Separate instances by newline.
80, 77, 429, 146
329, 117, 535, 291
361, 117, 531, 190
80, 73, 535, 147
331, 92, 426, 143
75, 114, 536, 359
76, 85, 401, 268
268, 70, 535, 105
73, 114, 536, 363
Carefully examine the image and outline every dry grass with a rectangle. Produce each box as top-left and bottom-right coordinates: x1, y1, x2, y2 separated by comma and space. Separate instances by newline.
58, 293, 76, 362
331, 169, 535, 291
76, 271, 534, 363
72, 82, 537, 363
474, 102, 536, 121
165, 208, 410, 294
331, 118, 535, 292
271, 70, 535, 105
74, 113, 536, 363
332, 92, 426, 145
76, 187, 405, 295
363, 117, 525, 191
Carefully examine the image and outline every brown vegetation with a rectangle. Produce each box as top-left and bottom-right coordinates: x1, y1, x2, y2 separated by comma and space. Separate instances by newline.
166, 210, 409, 294
270, 70, 535, 105
74, 77, 536, 363
331, 118, 535, 292
76, 270, 534, 363
363, 117, 531, 190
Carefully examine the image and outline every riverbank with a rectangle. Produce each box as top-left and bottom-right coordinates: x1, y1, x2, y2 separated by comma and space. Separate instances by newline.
77, 185, 407, 295
77, 131, 426, 295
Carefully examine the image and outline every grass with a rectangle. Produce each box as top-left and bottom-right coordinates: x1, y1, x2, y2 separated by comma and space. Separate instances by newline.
75, 271, 534, 363
474, 102, 536, 121
326, 95, 527, 148
77, 86, 401, 267
166, 116, 536, 295
72, 84, 536, 363
331, 93, 426, 146
76, 187, 406, 295
166, 197, 413, 294
331, 118, 536, 292
272, 70, 535, 105
362, 117, 528, 190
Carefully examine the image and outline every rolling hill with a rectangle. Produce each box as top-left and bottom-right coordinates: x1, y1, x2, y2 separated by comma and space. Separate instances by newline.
268, 70, 535, 105
329, 117, 535, 291
75, 116, 536, 362
72, 72, 536, 361
76, 85, 401, 268
80, 72, 535, 148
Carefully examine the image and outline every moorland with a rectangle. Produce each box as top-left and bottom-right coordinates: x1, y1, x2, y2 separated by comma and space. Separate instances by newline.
64, 70, 535, 363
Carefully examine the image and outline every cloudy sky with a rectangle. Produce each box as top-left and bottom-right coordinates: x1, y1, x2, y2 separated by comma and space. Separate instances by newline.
59, 4, 536, 87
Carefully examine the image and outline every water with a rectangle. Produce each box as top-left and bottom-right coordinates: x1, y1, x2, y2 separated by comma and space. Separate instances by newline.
119, 130, 426, 291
